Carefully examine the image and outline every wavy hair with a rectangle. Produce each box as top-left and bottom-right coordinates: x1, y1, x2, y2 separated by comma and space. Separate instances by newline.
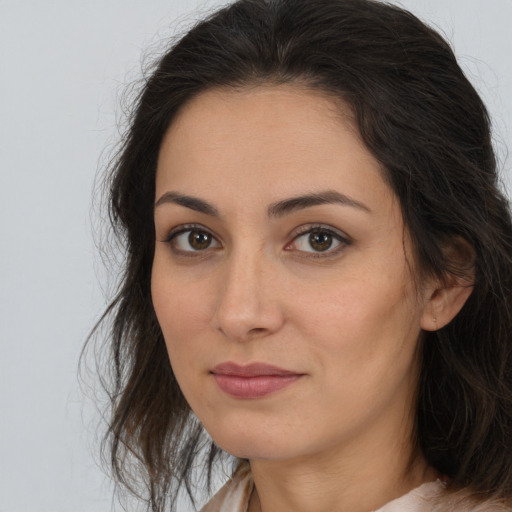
87, 0, 512, 510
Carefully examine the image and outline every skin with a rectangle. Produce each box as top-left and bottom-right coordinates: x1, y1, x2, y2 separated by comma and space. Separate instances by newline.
151, 85, 469, 512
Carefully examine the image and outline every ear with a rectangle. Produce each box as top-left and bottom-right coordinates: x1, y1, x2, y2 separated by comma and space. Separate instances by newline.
420, 237, 475, 332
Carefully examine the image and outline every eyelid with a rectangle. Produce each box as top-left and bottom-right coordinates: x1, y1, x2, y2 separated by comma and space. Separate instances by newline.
286, 223, 351, 256
159, 222, 350, 258
161, 223, 222, 255
289, 223, 351, 242
161, 223, 215, 242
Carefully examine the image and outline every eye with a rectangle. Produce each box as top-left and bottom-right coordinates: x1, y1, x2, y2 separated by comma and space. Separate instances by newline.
165, 226, 221, 253
288, 226, 349, 255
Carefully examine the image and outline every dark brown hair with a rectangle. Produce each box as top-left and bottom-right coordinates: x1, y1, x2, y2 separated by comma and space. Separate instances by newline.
88, 0, 512, 510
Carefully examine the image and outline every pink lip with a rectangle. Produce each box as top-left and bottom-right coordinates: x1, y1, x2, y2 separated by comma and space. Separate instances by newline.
211, 362, 304, 399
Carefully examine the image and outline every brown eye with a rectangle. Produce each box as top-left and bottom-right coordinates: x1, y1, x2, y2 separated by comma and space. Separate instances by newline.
290, 226, 348, 256
168, 227, 220, 253
308, 231, 333, 252
189, 230, 212, 250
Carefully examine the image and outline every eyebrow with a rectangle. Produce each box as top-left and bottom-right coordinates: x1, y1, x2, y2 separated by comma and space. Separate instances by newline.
267, 190, 371, 217
155, 191, 219, 216
154, 189, 371, 217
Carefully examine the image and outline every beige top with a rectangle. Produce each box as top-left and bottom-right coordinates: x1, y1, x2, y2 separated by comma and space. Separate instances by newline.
200, 463, 510, 512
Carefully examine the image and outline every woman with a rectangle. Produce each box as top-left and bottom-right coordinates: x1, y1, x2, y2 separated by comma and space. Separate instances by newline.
92, 0, 512, 510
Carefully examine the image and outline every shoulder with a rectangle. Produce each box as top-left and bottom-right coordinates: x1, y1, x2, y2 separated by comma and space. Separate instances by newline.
436, 491, 512, 512
200, 462, 253, 512
200, 468, 512, 512
377, 481, 512, 512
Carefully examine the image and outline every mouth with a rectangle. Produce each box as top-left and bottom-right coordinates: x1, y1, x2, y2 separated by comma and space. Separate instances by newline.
210, 362, 304, 399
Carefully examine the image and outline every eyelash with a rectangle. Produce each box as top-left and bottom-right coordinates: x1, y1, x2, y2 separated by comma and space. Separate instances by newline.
162, 224, 220, 257
161, 223, 350, 258
286, 224, 351, 258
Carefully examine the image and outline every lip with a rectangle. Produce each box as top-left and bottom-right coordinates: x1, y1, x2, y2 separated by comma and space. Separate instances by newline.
210, 362, 304, 399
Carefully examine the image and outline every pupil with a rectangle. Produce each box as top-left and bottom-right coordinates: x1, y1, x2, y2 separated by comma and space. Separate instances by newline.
189, 231, 211, 250
309, 232, 332, 251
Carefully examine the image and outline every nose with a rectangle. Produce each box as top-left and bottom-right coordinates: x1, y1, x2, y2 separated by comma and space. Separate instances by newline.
211, 248, 285, 342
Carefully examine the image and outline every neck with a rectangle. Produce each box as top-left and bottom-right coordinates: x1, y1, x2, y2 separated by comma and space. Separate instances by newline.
247, 423, 436, 512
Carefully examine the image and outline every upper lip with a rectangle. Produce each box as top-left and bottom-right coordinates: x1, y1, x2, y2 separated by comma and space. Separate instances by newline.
211, 362, 302, 377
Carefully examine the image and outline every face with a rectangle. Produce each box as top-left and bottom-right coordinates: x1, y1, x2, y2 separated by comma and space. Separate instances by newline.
152, 85, 433, 463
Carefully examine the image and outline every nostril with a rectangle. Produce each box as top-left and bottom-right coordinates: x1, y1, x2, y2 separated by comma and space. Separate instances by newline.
248, 327, 266, 335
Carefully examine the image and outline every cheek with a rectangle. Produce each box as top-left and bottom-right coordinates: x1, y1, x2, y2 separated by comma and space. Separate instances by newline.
152, 251, 208, 322
292, 276, 422, 428
292, 271, 422, 373
151, 258, 217, 366
151, 279, 204, 409
151, 263, 237, 429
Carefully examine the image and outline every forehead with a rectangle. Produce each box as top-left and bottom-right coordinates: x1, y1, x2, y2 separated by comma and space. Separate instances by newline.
155, 85, 396, 219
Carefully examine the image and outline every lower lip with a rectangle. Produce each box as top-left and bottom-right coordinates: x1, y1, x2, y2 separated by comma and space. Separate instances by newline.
212, 374, 302, 399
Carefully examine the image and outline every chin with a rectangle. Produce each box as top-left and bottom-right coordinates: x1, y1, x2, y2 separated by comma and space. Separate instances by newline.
203, 418, 310, 462
208, 428, 276, 459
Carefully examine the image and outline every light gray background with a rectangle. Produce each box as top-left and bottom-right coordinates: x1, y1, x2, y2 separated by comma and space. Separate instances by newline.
1, 1, 511, 511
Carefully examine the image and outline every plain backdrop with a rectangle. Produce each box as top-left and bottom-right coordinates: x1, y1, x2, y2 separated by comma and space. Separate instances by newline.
1, 1, 511, 511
